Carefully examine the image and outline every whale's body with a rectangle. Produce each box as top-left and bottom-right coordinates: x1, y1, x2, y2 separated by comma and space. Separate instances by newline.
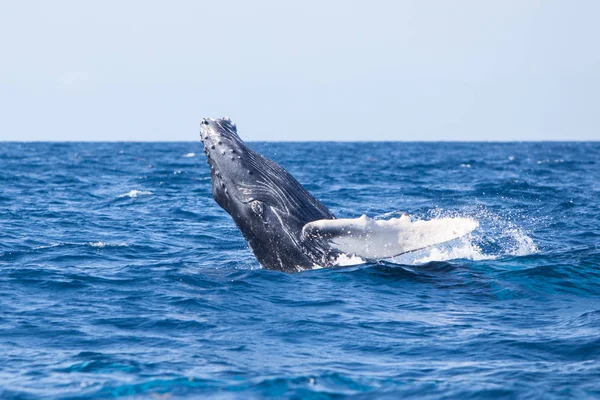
200, 117, 339, 271
200, 118, 478, 272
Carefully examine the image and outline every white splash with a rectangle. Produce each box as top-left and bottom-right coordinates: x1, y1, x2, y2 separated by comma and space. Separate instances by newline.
333, 254, 365, 267
505, 228, 538, 256
389, 207, 538, 265
34, 243, 61, 250
397, 236, 494, 264
117, 190, 153, 198
183, 153, 196, 158
537, 159, 565, 164
88, 242, 128, 248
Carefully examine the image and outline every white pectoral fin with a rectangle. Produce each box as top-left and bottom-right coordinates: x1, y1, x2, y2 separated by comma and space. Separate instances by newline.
302, 214, 479, 259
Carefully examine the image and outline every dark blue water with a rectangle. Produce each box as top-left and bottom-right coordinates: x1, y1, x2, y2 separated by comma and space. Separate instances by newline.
1, 142, 599, 399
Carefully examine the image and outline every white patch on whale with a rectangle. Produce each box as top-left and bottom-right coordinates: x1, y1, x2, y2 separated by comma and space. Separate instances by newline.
303, 214, 479, 260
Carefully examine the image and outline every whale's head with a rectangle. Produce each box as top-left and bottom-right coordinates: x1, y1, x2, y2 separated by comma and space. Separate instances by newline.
200, 116, 300, 220
199, 117, 336, 271
200, 117, 249, 213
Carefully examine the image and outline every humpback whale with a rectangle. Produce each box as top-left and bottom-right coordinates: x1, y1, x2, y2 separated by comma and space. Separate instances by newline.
200, 117, 478, 272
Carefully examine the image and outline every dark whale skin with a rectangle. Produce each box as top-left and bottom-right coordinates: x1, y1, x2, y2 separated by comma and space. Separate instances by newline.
200, 117, 338, 272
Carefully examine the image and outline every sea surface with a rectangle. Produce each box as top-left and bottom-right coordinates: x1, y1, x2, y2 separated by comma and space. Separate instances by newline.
1, 141, 599, 399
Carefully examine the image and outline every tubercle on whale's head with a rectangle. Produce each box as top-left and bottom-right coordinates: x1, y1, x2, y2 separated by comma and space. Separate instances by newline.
199, 117, 260, 214
200, 117, 237, 140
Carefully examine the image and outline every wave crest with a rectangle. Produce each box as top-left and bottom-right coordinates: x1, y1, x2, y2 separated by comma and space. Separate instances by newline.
117, 190, 153, 198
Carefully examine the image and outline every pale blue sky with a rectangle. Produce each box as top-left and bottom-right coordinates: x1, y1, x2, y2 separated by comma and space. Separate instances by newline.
1, 1, 599, 141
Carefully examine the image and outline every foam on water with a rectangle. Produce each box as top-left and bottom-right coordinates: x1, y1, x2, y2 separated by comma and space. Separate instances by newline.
34, 243, 61, 250
402, 236, 494, 264
88, 242, 128, 248
387, 207, 537, 264
117, 190, 153, 198
333, 253, 365, 267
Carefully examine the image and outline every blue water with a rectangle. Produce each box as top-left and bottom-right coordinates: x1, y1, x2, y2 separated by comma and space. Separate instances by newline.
1, 142, 599, 399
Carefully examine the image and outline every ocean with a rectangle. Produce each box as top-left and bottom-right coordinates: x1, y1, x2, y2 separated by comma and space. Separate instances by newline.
1, 141, 599, 399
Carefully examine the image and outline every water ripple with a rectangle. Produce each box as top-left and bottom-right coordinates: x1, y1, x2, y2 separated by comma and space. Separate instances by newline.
0, 142, 599, 398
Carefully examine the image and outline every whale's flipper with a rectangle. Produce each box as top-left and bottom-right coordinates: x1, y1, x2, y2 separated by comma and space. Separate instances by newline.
302, 214, 479, 259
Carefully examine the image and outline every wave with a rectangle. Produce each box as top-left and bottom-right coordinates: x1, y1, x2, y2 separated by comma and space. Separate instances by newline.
33, 242, 129, 250
2, 142, 598, 400
117, 190, 153, 198
88, 241, 128, 248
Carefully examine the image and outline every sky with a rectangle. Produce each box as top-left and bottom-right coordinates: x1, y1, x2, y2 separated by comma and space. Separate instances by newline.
1, 1, 599, 141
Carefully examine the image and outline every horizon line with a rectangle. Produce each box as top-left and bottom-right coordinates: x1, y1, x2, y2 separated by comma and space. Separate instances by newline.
1, 139, 599, 144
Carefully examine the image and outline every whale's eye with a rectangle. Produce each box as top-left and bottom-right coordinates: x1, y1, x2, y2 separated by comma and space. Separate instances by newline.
202, 120, 209, 125
251, 201, 264, 218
